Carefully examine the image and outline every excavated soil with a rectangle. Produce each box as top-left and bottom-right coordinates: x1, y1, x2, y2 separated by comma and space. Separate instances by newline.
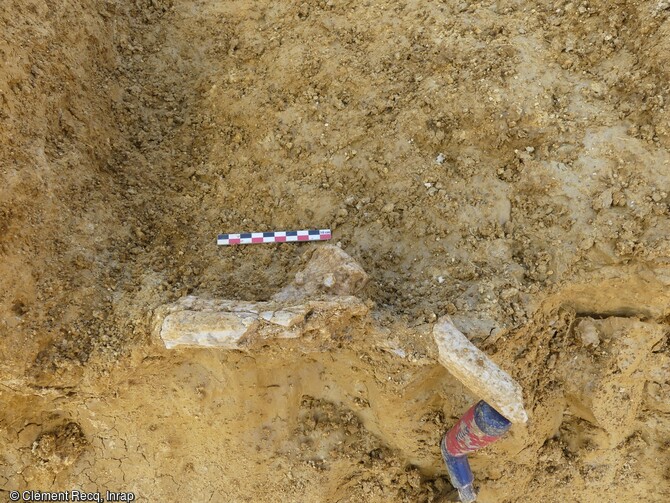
1, 1, 669, 502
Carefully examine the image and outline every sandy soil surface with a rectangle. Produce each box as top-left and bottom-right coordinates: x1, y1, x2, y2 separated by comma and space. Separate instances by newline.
1, 0, 669, 502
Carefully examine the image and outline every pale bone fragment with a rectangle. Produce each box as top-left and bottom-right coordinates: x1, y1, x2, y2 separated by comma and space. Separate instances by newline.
156, 246, 369, 350
161, 310, 257, 349
272, 244, 368, 302
433, 316, 528, 424
259, 309, 305, 327
156, 295, 367, 350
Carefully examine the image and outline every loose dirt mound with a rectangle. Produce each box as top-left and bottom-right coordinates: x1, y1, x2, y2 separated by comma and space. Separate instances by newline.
1, 1, 669, 502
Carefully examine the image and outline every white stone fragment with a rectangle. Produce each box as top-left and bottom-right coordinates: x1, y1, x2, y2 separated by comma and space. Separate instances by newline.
576, 319, 600, 347
433, 316, 528, 423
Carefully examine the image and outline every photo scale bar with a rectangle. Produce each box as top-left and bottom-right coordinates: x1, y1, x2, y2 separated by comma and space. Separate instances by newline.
217, 229, 332, 246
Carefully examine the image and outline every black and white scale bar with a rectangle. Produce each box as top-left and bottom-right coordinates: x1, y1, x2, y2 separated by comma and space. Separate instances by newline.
217, 229, 332, 246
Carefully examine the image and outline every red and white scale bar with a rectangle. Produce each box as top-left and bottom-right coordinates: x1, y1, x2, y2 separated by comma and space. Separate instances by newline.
217, 229, 332, 246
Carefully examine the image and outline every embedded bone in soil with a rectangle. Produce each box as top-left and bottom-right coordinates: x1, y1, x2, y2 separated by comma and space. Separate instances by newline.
157, 245, 369, 350
433, 316, 528, 424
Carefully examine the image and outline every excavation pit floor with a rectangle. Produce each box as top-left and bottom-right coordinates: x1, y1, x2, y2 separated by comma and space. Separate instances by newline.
1, 1, 669, 502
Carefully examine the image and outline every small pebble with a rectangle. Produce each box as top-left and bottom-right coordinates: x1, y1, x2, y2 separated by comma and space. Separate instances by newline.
322, 274, 335, 288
